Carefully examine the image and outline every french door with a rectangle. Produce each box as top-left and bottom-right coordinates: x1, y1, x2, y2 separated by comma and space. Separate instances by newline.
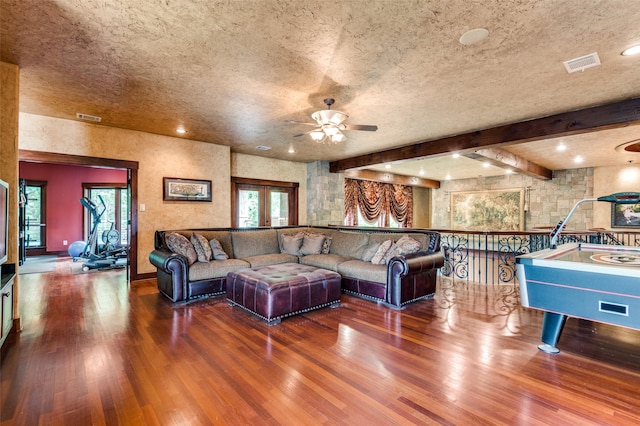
232, 178, 298, 227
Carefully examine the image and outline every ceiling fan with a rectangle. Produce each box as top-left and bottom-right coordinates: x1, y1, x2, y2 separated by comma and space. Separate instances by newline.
288, 98, 378, 144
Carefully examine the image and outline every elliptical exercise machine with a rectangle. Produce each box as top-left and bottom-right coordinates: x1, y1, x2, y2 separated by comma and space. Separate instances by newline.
68, 195, 127, 272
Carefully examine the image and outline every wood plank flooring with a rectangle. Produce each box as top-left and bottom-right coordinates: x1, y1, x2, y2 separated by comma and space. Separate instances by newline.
2, 258, 640, 425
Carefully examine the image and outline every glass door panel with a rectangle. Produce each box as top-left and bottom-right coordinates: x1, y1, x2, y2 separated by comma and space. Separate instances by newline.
269, 190, 289, 227
238, 188, 261, 227
24, 184, 45, 247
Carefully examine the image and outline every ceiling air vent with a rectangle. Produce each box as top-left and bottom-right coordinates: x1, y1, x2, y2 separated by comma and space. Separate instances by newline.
255, 145, 271, 151
563, 52, 601, 73
76, 113, 102, 122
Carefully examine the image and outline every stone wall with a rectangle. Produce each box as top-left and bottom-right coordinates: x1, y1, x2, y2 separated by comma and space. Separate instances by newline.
306, 161, 345, 226
431, 168, 594, 231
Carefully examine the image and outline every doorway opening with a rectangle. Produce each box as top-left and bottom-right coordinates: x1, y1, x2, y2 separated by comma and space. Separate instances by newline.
18, 150, 140, 281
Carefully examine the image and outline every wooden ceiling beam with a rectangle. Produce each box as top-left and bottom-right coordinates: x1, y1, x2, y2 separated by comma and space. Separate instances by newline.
464, 148, 553, 180
330, 97, 640, 173
344, 169, 440, 188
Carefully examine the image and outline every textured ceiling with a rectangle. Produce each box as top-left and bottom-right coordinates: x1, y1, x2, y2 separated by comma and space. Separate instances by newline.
2, 0, 640, 180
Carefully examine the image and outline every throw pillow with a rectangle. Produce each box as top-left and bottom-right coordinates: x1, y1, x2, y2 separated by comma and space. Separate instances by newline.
191, 233, 213, 262
395, 235, 422, 255
371, 239, 393, 265
361, 242, 381, 262
383, 242, 403, 264
280, 232, 304, 255
209, 239, 229, 260
300, 233, 326, 255
165, 232, 197, 265
321, 236, 332, 254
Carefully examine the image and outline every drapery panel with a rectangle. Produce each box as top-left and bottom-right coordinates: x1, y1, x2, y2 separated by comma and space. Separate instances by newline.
344, 178, 413, 227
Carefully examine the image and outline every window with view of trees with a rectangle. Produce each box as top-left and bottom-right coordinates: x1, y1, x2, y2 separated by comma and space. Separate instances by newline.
24, 181, 46, 248
84, 184, 129, 246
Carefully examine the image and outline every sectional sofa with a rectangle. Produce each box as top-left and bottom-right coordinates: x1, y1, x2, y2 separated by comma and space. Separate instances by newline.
148, 226, 444, 309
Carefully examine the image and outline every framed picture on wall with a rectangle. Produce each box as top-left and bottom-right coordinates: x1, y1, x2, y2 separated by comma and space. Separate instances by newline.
450, 188, 525, 231
163, 177, 212, 202
611, 202, 640, 227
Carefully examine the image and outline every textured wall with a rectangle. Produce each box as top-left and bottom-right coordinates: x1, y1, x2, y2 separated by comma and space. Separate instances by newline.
230, 153, 307, 225
18, 113, 231, 274
412, 186, 431, 228
1, 63, 19, 266
432, 168, 595, 231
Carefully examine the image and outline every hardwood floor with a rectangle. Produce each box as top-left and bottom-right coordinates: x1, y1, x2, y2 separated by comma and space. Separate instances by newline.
2, 258, 640, 425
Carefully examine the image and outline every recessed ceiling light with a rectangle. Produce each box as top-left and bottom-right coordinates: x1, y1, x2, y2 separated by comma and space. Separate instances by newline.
452, 153, 460, 159
459, 28, 489, 46
288, 147, 295, 153
176, 128, 187, 134
622, 45, 640, 56
574, 155, 584, 163
419, 169, 425, 176
505, 169, 513, 174
445, 174, 451, 180
556, 143, 567, 151
385, 164, 391, 169
483, 162, 490, 168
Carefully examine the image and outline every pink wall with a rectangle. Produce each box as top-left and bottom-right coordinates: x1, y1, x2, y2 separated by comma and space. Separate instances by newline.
19, 162, 127, 253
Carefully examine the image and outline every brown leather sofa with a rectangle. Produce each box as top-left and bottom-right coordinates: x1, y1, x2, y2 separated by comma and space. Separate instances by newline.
148, 226, 444, 309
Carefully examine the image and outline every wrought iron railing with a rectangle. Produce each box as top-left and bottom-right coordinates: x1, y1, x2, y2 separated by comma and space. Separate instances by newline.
434, 229, 640, 286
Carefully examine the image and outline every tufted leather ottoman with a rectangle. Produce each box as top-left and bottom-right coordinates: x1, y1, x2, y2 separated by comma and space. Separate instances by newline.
226, 263, 341, 325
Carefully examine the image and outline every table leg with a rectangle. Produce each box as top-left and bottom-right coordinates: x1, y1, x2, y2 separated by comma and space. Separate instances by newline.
538, 311, 567, 354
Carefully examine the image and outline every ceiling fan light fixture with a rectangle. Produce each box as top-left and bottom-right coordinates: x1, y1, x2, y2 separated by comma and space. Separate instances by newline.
310, 130, 325, 141
312, 110, 348, 126
331, 132, 346, 143
322, 125, 339, 136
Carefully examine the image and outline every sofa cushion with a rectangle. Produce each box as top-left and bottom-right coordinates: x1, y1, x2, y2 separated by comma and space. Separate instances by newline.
209, 239, 229, 260
300, 232, 327, 255
371, 240, 393, 265
232, 229, 279, 259
330, 231, 369, 258
243, 253, 298, 268
189, 259, 250, 280
280, 232, 304, 255
300, 253, 352, 272
165, 232, 198, 265
191, 233, 213, 262
337, 259, 387, 284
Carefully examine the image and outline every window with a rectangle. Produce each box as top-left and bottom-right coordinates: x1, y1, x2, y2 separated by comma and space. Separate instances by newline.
23, 181, 46, 248
356, 207, 400, 228
232, 178, 298, 227
83, 184, 129, 246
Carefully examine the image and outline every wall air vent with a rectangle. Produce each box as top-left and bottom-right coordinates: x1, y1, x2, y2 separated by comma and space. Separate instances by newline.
76, 113, 102, 122
563, 52, 601, 73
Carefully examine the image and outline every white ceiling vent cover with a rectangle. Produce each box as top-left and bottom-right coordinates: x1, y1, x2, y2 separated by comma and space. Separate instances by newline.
76, 113, 102, 122
563, 52, 601, 73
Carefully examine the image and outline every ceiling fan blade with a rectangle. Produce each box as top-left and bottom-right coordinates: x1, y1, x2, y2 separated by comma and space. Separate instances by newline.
342, 124, 378, 132
285, 120, 319, 126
